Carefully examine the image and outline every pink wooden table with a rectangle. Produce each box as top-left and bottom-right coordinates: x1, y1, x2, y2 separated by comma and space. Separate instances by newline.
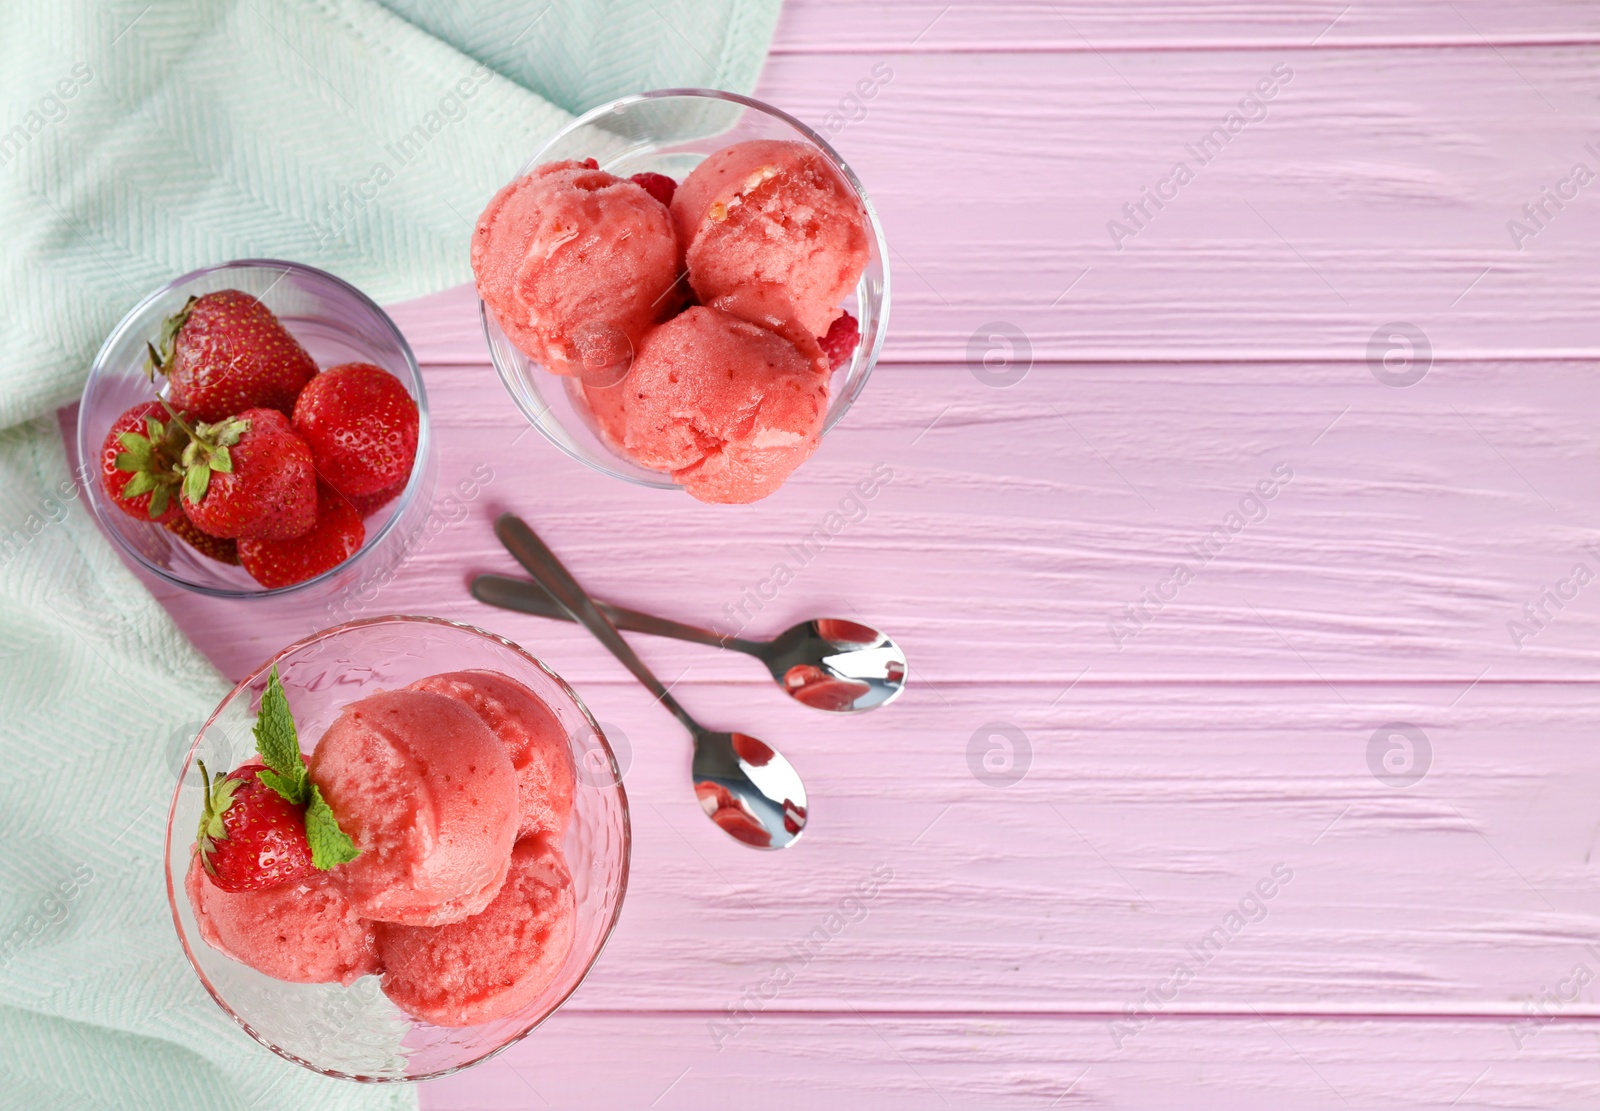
119, 2, 1600, 1106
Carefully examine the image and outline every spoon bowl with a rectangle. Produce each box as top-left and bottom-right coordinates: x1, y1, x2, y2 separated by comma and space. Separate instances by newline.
760, 619, 907, 713
692, 731, 808, 849
471, 574, 907, 713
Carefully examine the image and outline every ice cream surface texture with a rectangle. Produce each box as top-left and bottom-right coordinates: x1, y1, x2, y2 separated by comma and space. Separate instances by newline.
409, 670, 576, 839
184, 857, 378, 985
671, 139, 870, 337
376, 836, 577, 1027
622, 306, 829, 504
309, 688, 519, 927
472, 159, 684, 379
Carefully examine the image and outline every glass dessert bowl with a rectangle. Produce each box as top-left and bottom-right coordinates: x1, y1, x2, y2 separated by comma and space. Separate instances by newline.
76, 259, 436, 599
481, 88, 891, 492
163, 616, 631, 1081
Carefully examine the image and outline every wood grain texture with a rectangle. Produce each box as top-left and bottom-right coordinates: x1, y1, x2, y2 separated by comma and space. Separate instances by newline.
373, 677, 1600, 1017
772, 1, 1600, 52
389, 43, 1600, 365
105, 356, 1600, 684
61, 0, 1600, 1105
421, 1013, 1600, 1110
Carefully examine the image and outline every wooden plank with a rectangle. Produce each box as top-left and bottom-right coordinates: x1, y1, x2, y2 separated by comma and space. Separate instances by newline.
420, 1012, 1600, 1110
761, 46, 1600, 364
417, 679, 1600, 1015
772, 1, 1600, 53
390, 45, 1600, 364
98, 358, 1600, 684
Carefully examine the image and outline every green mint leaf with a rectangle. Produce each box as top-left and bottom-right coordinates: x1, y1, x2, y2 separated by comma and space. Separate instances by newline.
255, 767, 306, 802
253, 667, 310, 805
305, 785, 359, 869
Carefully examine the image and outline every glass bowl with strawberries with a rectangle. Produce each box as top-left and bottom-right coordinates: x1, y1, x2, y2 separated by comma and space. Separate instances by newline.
77, 260, 435, 597
164, 615, 632, 1081
477, 88, 890, 505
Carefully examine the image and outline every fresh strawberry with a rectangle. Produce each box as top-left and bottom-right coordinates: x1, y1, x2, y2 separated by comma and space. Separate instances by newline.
147, 290, 318, 422
165, 513, 239, 564
194, 667, 358, 893
630, 171, 677, 207
819, 311, 860, 372
195, 760, 317, 892
238, 482, 364, 588
180, 408, 317, 540
291, 363, 419, 497
345, 477, 406, 518
100, 401, 189, 523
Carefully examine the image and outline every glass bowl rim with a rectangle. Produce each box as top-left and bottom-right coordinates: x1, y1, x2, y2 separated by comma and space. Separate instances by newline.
479, 86, 892, 490
77, 257, 431, 599
161, 613, 633, 1082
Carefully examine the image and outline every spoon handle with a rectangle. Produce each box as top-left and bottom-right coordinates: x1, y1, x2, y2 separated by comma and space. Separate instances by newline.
493, 514, 704, 737
471, 573, 753, 653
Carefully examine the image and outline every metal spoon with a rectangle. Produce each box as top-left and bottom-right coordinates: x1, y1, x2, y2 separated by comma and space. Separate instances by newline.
493, 514, 808, 850
471, 573, 907, 713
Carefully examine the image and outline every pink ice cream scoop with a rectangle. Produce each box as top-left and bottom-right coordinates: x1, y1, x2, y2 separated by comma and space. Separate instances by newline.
376, 835, 577, 1027
582, 378, 630, 450
409, 670, 576, 840
472, 159, 685, 381
621, 306, 829, 504
309, 689, 519, 927
184, 856, 379, 985
671, 139, 870, 338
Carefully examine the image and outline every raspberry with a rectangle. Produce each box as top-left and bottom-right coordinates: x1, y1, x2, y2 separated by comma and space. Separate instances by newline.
819, 311, 860, 372
630, 172, 677, 207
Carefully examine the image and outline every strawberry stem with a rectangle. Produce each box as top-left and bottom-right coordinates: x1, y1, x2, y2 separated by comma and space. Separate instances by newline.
157, 397, 199, 441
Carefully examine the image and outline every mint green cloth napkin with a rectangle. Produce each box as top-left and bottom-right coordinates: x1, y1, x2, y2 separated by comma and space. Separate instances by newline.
0, 1, 778, 1107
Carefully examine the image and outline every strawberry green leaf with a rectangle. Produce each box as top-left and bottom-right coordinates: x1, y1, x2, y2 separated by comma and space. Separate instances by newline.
305, 785, 360, 869
215, 418, 248, 448
211, 445, 233, 474
146, 296, 196, 379
148, 486, 171, 518
184, 463, 211, 505
122, 472, 158, 499
117, 431, 149, 453
253, 667, 310, 805
194, 759, 240, 871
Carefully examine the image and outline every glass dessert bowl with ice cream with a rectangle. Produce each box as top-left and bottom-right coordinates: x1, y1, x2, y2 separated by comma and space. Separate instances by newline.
476, 89, 890, 504
164, 616, 629, 1081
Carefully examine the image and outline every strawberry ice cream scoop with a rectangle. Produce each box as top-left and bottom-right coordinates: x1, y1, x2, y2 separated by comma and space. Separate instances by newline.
622, 306, 830, 504
184, 856, 378, 985
672, 139, 870, 337
409, 670, 576, 840
472, 160, 685, 380
376, 835, 576, 1027
310, 689, 519, 927
582, 379, 630, 449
